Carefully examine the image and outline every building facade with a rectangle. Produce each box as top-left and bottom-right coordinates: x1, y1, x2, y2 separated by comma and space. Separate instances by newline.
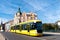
4, 20, 13, 32
3, 8, 37, 32
14, 8, 37, 25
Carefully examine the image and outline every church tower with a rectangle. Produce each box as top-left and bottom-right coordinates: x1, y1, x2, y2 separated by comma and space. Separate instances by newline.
14, 8, 22, 24
16, 8, 22, 16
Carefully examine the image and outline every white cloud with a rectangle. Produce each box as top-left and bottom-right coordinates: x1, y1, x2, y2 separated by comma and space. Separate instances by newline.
0, 0, 18, 14
23, 0, 50, 12
0, 17, 9, 24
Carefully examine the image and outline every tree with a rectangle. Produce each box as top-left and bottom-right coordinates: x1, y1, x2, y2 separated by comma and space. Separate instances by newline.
43, 23, 49, 31
0, 25, 1, 30
43, 23, 58, 32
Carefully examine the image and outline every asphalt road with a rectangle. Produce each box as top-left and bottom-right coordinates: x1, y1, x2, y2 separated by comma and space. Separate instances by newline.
1, 32, 60, 40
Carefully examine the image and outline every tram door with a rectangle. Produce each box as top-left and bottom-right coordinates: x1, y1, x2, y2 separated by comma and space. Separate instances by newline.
27, 24, 30, 32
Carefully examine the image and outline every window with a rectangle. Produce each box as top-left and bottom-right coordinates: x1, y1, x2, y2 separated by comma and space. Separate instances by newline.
36, 22, 42, 30
30, 23, 36, 30
14, 25, 20, 30
22, 24, 27, 30
11, 26, 14, 30
20, 24, 27, 30
36, 22, 43, 33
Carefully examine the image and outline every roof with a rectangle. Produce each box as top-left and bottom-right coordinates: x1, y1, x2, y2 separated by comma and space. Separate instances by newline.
4, 20, 14, 24
10, 20, 41, 26
19, 20, 41, 24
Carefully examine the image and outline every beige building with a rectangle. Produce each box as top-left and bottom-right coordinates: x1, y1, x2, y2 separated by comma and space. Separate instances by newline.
14, 8, 37, 25
4, 20, 13, 32
3, 8, 37, 31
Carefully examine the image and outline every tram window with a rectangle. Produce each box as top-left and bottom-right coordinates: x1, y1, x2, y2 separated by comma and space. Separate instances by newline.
14, 25, 20, 30
21, 25, 23, 30
24, 24, 27, 30
22, 24, 27, 30
36, 22, 42, 30
36, 22, 43, 33
11, 26, 14, 30
27, 24, 30, 32
20, 25, 22, 31
30, 23, 36, 30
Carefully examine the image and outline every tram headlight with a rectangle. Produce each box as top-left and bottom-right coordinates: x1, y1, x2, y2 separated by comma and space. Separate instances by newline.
34, 21, 36, 23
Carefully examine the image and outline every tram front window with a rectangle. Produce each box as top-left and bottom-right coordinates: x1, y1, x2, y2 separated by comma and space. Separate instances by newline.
35, 22, 42, 33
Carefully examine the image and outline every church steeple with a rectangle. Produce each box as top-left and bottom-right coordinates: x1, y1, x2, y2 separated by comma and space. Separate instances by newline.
17, 8, 22, 15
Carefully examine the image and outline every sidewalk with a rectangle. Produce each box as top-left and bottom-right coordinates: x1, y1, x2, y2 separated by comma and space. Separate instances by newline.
43, 32, 60, 35
0, 33, 5, 40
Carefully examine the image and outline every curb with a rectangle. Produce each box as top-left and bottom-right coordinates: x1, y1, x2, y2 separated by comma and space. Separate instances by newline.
43, 32, 60, 35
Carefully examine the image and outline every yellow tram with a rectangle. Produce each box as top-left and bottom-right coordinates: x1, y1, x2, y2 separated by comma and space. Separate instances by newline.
10, 20, 43, 36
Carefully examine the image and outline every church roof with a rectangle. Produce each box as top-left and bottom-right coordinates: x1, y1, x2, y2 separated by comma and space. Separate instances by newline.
16, 8, 22, 15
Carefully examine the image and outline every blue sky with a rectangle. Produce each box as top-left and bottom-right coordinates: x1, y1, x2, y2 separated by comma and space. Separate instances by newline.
0, 0, 60, 23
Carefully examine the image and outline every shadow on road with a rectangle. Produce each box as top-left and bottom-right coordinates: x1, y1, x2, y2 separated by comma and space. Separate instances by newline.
43, 34, 55, 37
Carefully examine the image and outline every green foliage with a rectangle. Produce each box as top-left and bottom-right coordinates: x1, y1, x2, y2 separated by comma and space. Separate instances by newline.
43, 23, 58, 32
0, 25, 1, 27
